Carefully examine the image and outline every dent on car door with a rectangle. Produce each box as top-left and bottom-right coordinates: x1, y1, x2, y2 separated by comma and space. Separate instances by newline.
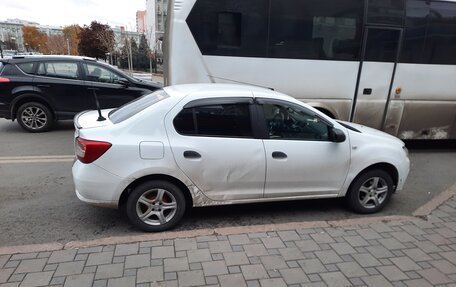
256, 97, 351, 198
166, 97, 266, 202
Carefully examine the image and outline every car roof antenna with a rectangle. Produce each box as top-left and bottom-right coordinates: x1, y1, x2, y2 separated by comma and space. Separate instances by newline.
91, 89, 106, 121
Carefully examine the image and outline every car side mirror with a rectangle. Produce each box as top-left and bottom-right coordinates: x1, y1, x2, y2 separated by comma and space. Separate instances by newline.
117, 78, 130, 87
329, 127, 346, 143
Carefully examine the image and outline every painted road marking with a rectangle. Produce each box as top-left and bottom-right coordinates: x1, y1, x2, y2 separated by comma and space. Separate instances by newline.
0, 155, 74, 164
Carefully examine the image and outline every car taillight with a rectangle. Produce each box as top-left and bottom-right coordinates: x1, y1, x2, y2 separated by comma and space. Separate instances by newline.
75, 137, 112, 164
0, 77, 10, 83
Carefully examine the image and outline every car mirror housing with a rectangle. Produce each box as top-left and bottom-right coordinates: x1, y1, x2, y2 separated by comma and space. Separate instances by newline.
329, 127, 346, 143
117, 78, 130, 87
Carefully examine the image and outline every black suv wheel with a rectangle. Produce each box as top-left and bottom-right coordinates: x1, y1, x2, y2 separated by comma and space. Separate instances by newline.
17, 102, 54, 133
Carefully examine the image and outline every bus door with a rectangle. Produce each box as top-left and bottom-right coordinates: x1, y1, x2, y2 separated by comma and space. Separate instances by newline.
351, 27, 403, 130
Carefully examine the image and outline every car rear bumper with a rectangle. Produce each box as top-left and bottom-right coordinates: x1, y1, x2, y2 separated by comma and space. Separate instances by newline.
72, 160, 130, 208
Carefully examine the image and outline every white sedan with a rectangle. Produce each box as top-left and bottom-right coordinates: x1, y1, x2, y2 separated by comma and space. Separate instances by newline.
72, 84, 410, 232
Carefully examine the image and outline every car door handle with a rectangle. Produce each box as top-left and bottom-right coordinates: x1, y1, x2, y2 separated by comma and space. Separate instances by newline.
37, 84, 50, 88
183, 151, 201, 159
363, 88, 372, 95
272, 151, 287, 159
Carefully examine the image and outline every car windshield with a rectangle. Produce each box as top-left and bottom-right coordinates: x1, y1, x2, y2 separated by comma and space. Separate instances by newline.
109, 90, 170, 124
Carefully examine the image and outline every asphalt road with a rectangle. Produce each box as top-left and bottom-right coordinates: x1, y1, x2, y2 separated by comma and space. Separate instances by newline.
0, 119, 455, 247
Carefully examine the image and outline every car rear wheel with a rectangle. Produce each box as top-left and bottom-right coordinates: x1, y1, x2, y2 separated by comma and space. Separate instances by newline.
346, 169, 394, 214
126, 180, 186, 232
17, 102, 54, 133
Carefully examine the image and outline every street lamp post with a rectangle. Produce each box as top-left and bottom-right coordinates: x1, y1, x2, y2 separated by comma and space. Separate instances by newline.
66, 38, 70, 55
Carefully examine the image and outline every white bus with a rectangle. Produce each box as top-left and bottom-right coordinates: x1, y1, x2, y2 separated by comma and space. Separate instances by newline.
165, 0, 456, 140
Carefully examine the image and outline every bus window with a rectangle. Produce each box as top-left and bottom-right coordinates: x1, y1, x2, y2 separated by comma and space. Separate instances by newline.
367, 0, 405, 26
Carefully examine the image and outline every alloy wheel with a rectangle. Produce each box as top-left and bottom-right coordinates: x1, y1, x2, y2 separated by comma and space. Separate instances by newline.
21, 106, 48, 130
358, 177, 389, 209
136, 189, 178, 226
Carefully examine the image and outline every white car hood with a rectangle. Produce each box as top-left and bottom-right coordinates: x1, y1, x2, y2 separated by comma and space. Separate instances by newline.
339, 121, 404, 146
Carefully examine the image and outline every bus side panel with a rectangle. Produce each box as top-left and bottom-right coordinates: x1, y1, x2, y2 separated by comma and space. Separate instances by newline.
392, 64, 456, 139
203, 56, 359, 121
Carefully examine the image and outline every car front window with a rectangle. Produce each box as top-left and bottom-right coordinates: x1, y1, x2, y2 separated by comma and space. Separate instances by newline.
262, 102, 330, 141
86, 63, 122, 84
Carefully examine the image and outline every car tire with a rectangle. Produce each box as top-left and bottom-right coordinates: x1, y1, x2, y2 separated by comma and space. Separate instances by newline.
17, 102, 54, 133
346, 169, 394, 214
126, 180, 186, 232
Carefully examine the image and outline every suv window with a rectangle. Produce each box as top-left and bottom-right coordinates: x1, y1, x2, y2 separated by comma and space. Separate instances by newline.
261, 101, 329, 141
174, 103, 253, 138
0, 62, 4, 74
17, 62, 35, 74
109, 90, 169, 124
85, 63, 122, 84
37, 62, 79, 79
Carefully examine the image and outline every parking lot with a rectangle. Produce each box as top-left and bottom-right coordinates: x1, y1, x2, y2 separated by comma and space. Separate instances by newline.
0, 118, 455, 247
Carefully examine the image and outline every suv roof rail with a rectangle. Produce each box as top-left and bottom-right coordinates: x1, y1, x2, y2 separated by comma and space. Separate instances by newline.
82, 57, 97, 62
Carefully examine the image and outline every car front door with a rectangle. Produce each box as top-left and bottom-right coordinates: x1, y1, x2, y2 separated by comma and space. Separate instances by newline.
166, 96, 266, 201
83, 63, 148, 109
256, 96, 351, 198
33, 61, 89, 119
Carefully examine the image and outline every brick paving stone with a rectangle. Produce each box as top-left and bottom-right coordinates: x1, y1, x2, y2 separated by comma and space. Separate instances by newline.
441, 251, 456, 264
20, 271, 54, 287
357, 228, 382, 240
3, 261, 18, 269
54, 261, 85, 277
218, 273, 247, 287
243, 244, 268, 257
0, 269, 13, 283
164, 257, 189, 272
298, 258, 326, 274
362, 274, 394, 287
241, 264, 268, 280
77, 246, 104, 254
417, 268, 453, 285
106, 276, 135, 287
329, 242, 357, 255
404, 279, 434, 287
15, 259, 47, 274
261, 237, 285, 249
259, 278, 286, 287
320, 271, 351, 286
277, 231, 300, 242
315, 250, 343, 264
151, 246, 175, 259
336, 261, 368, 278
112, 256, 125, 264
177, 270, 205, 287
164, 272, 177, 280
266, 269, 281, 278
366, 245, 395, 259
47, 250, 77, 264
64, 273, 94, 287
211, 253, 224, 260
86, 252, 113, 266
74, 254, 88, 261
344, 235, 369, 247
310, 233, 335, 244
114, 243, 138, 256
139, 240, 162, 248
260, 255, 287, 270
137, 266, 164, 283
295, 239, 320, 252
187, 249, 212, 263
202, 260, 228, 276
278, 248, 305, 261
279, 268, 308, 284
228, 266, 241, 274
94, 263, 124, 280
223, 252, 249, 266
430, 259, 456, 275
378, 238, 407, 250
124, 254, 149, 269
414, 240, 443, 253
390, 256, 422, 272
352, 253, 382, 268
228, 234, 251, 245
208, 241, 232, 254
402, 248, 432, 262
10, 253, 37, 261
0, 256, 10, 269
175, 238, 197, 251
377, 265, 409, 281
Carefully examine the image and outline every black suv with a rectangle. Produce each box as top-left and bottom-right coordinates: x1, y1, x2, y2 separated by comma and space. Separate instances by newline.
0, 56, 161, 132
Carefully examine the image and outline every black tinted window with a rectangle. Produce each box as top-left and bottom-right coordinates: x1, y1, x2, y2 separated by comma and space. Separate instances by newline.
17, 62, 34, 74
367, 0, 405, 25
187, 0, 269, 57
364, 28, 401, 62
401, 0, 429, 63
109, 90, 169, 124
262, 102, 329, 141
269, 0, 364, 61
37, 62, 79, 79
0, 62, 4, 74
174, 103, 253, 138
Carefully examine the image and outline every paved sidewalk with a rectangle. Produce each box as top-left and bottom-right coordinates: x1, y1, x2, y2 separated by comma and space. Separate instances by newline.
1, 195, 455, 287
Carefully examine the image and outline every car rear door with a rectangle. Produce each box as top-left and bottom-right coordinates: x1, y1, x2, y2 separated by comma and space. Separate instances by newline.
33, 60, 89, 119
82, 63, 149, 109
255, 95, 351, 198
166, 95, 266, 201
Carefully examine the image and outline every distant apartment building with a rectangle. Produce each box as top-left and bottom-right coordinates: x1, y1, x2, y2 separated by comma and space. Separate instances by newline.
136, 10, 147, 34
112, 26, 142, 50
145, 0, 167, 53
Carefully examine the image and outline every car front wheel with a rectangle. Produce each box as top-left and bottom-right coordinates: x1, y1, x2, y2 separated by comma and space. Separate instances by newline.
346, 169, 394, 214
126, 180, 186, 232
17, 102, 54, 133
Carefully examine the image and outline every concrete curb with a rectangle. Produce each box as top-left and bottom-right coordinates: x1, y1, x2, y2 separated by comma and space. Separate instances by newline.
1, 184, 454, 255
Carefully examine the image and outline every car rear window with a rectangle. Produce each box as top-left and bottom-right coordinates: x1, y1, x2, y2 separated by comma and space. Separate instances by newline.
109, 90, 170, 124
17, 62, 34, 74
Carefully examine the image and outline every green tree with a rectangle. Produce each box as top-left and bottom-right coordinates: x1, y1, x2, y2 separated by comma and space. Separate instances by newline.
63, 25, 81, 55
137, 34, 151, 71
78, 21, 114, 59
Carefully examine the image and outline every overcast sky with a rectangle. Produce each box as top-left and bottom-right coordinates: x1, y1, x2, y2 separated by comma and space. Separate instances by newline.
0, 0, 146, 30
